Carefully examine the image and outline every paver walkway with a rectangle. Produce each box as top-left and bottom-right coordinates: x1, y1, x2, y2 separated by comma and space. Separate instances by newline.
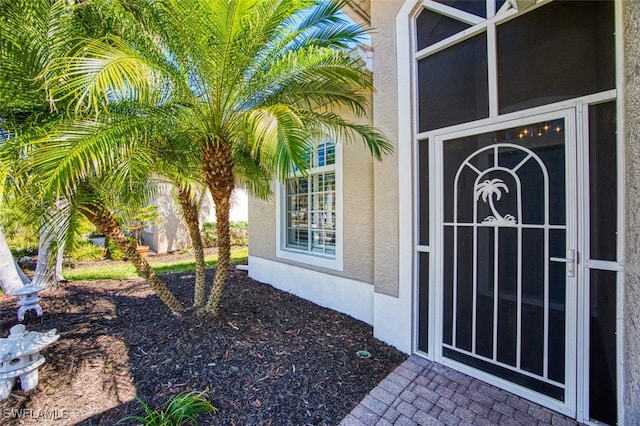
341, 355, 581, 426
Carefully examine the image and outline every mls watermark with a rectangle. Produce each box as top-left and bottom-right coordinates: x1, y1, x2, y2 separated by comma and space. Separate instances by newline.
2, 408, 70, 420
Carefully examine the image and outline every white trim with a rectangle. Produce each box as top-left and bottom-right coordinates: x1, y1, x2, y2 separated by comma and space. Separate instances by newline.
428, 138, 437, 358
585, 260, 623, 272
487, 22, 498, 117
486, 0, 495, 18
422, 0, 484, 25
411, 11, 423, 357
565, 108, 579, 417
248, 256, 373, 324
275, 141, 344, 271
576, 102, 589, 423
433, 134, 445, 362
416, 90, 617, 141
614, 1, 625, 424
416, 25, 487, 60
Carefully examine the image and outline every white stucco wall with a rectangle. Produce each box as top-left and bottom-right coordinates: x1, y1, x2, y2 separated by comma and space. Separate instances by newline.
146, 184, 248, 254
249, 256, 374, 324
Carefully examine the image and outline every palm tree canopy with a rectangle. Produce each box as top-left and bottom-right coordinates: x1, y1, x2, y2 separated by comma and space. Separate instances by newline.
44, 0, 392, 189
3, 0, 392, 315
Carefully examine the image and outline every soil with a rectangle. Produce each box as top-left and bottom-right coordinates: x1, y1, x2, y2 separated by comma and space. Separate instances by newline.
0, 258, 406, 425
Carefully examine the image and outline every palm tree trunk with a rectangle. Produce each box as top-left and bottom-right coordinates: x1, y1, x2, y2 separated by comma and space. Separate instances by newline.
32, 229, 60, 290
82, 204, 183, 314
32, 231, 55, 288
205, 192, 231, 315
176, 186, 207, 310
202, 142, 235, 316
0, 228, 24, 294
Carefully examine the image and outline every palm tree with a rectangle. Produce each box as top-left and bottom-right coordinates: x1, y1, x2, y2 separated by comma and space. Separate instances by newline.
44, 0, 392, 315
154, 139, 210, 309
0, 0, 81, 287
21, 116, 187, 313
1, 0, 186, 310
475, 178, 516, 225
78, 191, 184, 313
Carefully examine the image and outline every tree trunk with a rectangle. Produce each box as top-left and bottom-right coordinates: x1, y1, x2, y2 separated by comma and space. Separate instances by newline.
14, 260, 30, 284
204, 192, 232, 315
31, 229, 64, 290
83, 204, 184, 314
202, 141, 235, 316
176, 186, 207, 310
32, 204, 67, 289
0, 228, 24, 294
55, 245, 65, 282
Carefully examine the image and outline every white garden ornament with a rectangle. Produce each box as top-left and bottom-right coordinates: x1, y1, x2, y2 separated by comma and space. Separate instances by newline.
12, 283, 46, 321
0, 324, 59, 400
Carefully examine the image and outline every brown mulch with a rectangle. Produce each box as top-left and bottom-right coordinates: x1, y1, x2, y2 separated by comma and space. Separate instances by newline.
0, 262, 406, 425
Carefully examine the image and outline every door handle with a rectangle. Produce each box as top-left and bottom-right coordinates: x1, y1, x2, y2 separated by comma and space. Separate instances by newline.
550, 249, 576, 277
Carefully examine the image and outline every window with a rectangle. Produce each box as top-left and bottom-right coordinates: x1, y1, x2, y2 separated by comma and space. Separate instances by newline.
277, 140, 343, 270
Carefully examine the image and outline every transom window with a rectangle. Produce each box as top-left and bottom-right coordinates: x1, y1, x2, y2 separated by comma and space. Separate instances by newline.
285, 141, 337, 257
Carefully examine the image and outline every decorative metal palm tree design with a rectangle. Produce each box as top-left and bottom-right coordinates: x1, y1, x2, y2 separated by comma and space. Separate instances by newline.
476, 178, 517, 226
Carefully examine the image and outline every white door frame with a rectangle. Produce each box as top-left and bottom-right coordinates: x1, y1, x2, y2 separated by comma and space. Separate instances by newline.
428, 108, 579, 416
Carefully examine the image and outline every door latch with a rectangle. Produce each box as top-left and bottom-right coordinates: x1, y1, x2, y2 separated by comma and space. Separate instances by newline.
550, 249, 576, 278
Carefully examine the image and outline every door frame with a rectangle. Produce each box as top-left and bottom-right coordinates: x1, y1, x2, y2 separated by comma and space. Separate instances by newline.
428, 108, 579, 416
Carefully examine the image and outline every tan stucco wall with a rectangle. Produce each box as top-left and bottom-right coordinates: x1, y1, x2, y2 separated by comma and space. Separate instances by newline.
370, 0, 405, 297
623, 0, 640, 422
248, 189, 276, 259
248, 103, 376, 284
249, 0, 405, 294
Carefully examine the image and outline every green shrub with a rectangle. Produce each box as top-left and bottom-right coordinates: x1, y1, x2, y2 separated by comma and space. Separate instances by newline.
201, 221, 248, 248
120, 391, 216, 426
70, 241, 106, 261
0, 206, 39, 256
105, 237, 127, 261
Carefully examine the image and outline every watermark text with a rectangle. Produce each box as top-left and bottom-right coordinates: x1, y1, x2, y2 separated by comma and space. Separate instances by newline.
2, 408, 70, 420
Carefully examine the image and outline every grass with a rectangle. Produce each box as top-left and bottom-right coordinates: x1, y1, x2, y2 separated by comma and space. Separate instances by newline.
119, 391, 217, 425
63, 248, 248, 281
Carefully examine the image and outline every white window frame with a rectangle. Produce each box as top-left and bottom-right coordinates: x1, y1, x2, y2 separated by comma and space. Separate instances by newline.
276, 140, 344, 271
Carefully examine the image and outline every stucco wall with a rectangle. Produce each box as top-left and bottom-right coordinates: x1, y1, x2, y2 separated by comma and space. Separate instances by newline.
623, 0, 640, 423
145, 183, 191, 254
371, 0, 405, 297
248, 103, 376, 284
147, 183, 248, 254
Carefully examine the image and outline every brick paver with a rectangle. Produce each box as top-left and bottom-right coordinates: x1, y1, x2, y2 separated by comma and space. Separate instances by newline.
340, 355, 581, 426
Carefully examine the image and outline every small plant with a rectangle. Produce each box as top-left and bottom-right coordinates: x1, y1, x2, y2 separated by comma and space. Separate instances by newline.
122, 205, 159, 246
120, 391, 216, 426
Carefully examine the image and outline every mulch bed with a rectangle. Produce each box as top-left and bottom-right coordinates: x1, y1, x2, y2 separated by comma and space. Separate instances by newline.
0, 263, 406, 425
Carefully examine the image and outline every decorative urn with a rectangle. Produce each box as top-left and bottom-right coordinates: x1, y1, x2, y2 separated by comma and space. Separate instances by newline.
0, 324, 59, 400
